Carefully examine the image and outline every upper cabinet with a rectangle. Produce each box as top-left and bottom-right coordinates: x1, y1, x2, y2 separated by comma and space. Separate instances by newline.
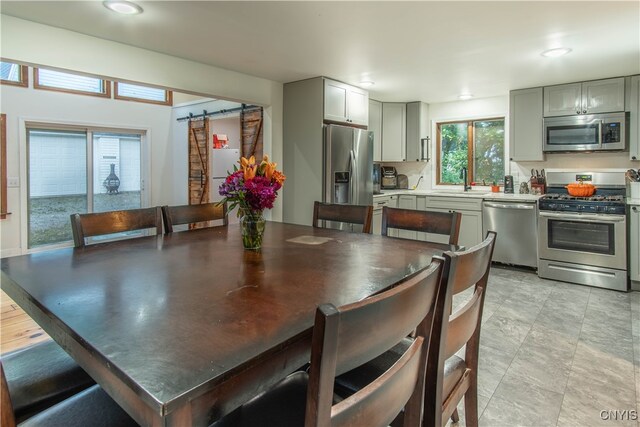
324, 78, 368, 126
543, 77, 625, 117
381, 103, 406, 161
406, 102, 430, 162
509, 87, 544, 161
369, 99, 383, 162
630, 75, 640, 161
374, 101, 429, 162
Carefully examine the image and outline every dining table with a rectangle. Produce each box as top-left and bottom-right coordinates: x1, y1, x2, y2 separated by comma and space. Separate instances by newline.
1, 222, 458, 426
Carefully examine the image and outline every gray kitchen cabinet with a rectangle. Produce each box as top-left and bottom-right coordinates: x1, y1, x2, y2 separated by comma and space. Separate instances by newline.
630, 203, 640, 286
406, 102, 430, 162
509, 87, 544, 161
543, 78, 625, 117
630, 75, 640, 161
381, 103, 406, 161
425, 196, 483, 249
397, 195, 417, 239
369, 99, 383, 161
283, 77, 369, 226
324, 78, 368, 126
372, 195, 398, 235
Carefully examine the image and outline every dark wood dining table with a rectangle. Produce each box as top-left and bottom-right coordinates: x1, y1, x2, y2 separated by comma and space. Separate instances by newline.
1, 222, 457, 426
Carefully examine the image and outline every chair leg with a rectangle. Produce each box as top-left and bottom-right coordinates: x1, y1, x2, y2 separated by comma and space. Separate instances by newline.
464, 372, 479, 427
451, 408, 460, 424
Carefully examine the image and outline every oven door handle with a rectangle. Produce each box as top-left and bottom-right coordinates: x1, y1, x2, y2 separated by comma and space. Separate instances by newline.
539, 211, 625, 223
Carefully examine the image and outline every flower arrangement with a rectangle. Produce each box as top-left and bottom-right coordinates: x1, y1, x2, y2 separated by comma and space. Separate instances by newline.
218, 155, 286, 220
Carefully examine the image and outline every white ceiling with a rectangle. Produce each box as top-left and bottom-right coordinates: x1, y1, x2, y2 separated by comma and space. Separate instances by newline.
1, 1, 638, 103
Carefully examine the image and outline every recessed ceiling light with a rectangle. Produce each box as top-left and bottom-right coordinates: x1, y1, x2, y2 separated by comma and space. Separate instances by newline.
103, 1, 143, 15
541, 47, 572, 58
458, 94, 473, 100
360, 81, 375, 87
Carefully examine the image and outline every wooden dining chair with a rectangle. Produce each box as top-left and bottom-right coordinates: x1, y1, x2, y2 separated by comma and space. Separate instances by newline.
381, 206, 462, 245
161, 202, 228, 233
426, 231, 496, 427
212, 258, 448, 427
1, 362, 137, 427
333, 232, 496, 427
70, 207, 163, 248
312, 201, 373, 234
1, 341, 95, 423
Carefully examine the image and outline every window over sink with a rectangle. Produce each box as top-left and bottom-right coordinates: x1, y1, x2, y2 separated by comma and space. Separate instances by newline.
436, 117, 505, 185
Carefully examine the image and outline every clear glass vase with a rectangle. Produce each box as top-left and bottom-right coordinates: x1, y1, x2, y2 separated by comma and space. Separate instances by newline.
240, 211, 266, 250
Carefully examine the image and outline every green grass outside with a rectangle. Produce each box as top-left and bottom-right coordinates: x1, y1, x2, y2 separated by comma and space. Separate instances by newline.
29, 191, 141, 247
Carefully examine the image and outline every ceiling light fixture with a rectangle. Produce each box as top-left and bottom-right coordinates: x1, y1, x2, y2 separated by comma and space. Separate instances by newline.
541, 47, 572, 58
103, 1, 143, 15
360, 81, 375, 87
458, 94, 473, 100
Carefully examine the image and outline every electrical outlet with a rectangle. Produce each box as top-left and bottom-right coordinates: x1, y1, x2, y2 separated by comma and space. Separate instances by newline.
7, 177, 19, 187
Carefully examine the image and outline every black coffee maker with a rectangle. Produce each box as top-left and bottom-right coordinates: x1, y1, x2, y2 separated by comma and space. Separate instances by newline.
504, 175, 514, 194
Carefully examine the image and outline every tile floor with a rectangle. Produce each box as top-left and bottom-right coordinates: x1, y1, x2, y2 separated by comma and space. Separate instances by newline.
449, 265, 640, 427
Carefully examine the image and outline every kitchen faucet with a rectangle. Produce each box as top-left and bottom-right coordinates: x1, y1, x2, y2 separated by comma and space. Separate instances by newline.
413, 175, 424, 190
460, 167, 471, 191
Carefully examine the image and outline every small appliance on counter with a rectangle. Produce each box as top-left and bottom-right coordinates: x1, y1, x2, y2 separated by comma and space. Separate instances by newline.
397, 174, 409, 189
381, 166, 398, 189
504, 175, 514, 194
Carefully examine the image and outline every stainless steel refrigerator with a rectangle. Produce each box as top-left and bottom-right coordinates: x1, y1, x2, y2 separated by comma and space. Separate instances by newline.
323, 124, 373, 231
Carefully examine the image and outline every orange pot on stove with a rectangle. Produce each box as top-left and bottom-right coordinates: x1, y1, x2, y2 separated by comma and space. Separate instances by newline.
565, 183, 596, 197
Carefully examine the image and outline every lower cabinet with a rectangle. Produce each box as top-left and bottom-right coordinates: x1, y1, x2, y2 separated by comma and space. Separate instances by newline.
373, 194, 484, 249
425, 197, 483, 249
372, 195, 398, 235
397, 195, 418, 240
630, 204, 640, 285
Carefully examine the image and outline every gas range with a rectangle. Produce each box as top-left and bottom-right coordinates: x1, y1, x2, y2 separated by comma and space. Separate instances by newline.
537, 171, 628, 292
539, 193, 626, 215
538, 171, 626, 215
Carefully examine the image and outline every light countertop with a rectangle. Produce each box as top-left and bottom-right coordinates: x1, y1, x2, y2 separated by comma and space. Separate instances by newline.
375, 189, 541, 202
627, 198, 640, 205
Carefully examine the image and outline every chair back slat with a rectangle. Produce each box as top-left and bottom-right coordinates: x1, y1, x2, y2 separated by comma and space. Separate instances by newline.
444, 288, 483, 359
423, 231, 497, 427
381, 207, 462, 245
162, 203, 227, 233
70, 207, 163, 248
448, 232, 496, 294
305, 259, 446, 427
334, 262, 441, 375
313, 201, 373, 234
331, 337, 424, 427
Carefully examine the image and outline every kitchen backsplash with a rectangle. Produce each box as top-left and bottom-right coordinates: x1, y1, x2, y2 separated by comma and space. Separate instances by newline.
379, 149, 635, 192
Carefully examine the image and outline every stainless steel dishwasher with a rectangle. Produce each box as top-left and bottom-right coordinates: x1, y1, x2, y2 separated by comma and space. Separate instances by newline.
482, 200, 538, 268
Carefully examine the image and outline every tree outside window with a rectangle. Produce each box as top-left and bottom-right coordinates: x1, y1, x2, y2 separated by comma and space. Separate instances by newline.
437, 118, 505, 185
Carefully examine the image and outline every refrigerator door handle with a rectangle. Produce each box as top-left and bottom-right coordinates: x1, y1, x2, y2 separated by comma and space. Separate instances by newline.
350, 149, 356, 205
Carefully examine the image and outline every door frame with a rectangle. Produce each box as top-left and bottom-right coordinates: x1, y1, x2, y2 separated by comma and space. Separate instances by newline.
19, 117, 151, 254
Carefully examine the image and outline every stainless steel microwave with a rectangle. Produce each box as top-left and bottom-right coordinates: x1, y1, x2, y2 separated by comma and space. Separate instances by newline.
543, 112, 627, 152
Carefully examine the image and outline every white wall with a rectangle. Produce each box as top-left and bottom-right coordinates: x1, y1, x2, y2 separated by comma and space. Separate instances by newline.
1, 15, 284, 256
383, 94, 636, 190
0, 80, 173, 256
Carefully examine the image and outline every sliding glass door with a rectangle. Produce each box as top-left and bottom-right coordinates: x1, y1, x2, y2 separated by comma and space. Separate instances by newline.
27, 126, 144, 248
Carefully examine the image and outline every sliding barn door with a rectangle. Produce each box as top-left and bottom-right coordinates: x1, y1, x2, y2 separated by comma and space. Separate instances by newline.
240, 107, 263, 160
188, 119, 210, 205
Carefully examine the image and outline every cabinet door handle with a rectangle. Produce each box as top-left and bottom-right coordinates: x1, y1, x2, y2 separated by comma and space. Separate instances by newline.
633, 207, 638, 212
576, 110, 581, 114
583, 109, 587, 114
